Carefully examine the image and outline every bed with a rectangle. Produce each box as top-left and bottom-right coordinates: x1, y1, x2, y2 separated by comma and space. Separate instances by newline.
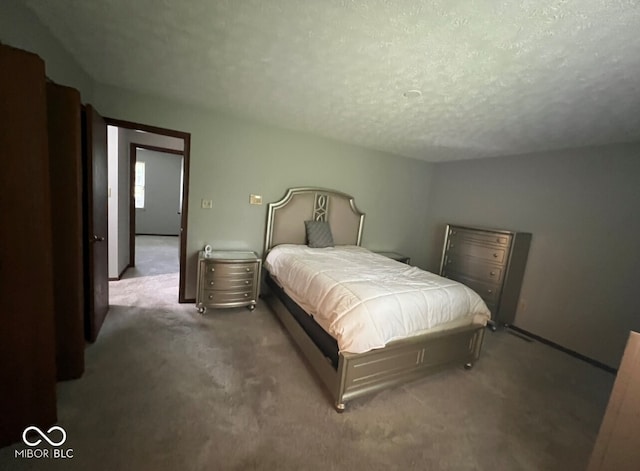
261, 187, 490, 411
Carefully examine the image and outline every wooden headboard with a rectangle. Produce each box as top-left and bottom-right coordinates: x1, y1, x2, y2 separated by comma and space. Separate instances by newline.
264, 187, 365, 253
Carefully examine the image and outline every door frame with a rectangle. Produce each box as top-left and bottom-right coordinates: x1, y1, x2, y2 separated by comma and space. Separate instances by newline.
105, 117, 191, 303
129, 143, 184, 267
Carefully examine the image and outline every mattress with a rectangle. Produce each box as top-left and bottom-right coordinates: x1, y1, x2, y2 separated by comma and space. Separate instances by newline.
264, 245, 491, 354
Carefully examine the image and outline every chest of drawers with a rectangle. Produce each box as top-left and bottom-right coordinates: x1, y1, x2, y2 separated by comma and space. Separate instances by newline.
196, 250, 261, 313
439, 225, 531, 327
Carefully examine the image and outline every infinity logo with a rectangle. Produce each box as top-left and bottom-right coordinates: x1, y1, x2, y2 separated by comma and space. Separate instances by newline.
22, 426, 67, 447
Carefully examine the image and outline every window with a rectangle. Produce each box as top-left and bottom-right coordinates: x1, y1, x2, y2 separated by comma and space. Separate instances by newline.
134, 161, 145, 208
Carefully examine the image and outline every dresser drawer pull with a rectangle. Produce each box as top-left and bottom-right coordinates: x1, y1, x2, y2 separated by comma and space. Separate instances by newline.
209, 267, 215, 272
209, 281, 214, 286
490, 271, 496, 276
208, 294, 214, 300
245, 280, 250, 285
244, 293, 249, 297
493, 253, 499, 258
245, 267, 251, 272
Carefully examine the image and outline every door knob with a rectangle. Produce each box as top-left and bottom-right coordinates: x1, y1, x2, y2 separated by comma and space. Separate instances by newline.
92, 235, 105, 242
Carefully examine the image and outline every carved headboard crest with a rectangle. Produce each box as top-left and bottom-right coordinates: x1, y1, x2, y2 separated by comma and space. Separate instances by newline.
313, 192, 329, 221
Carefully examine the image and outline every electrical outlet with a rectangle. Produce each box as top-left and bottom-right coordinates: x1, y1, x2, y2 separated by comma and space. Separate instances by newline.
201, 199, 213, 209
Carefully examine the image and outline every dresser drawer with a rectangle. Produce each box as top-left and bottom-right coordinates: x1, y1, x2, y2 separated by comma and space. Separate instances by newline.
449, 228, 512, 247
202, 289, 255, 304
446, 273, 501, 304
447, 241, 507, 264
443, 256, 504, 284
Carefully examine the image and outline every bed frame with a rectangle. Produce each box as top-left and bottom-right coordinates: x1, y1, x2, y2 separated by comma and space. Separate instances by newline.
262, 187, 486, 411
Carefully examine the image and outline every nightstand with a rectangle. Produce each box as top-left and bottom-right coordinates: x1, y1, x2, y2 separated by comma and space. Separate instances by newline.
196, 250, 261, 313
375, 251, 411, 264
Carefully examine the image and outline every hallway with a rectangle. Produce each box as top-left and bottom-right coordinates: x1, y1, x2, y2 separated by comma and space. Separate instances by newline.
121, 235, 179, 279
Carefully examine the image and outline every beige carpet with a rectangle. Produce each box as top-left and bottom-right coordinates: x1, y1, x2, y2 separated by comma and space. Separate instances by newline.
0, 272, 614, 470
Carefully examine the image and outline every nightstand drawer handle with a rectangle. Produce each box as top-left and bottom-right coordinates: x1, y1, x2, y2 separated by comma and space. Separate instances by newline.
208, 294, 214, 300
245, 267, 250, 272
493, 253, 499, 258
490, 271, 496, 276
209, 281, 214, 286
209, 267, 215, 272
245, 280, 250, 285
487, 289, 493, 294
244, 293, 248, 297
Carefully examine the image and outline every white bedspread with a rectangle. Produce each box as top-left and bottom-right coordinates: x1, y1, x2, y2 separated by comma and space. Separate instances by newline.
264, 245, 491, 354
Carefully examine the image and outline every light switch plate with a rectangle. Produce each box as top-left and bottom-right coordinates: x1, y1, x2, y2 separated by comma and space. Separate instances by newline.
201, 199, 213, 209
249, 194, 263, 205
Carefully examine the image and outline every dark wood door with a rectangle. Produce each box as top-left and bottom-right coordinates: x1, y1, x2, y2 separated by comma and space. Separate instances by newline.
0, 44, 57, 447
83, 104, 109, 342
47, 82, 85, 379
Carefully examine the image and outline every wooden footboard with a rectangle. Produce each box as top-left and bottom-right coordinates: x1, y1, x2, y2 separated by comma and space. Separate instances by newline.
262, 284, 485, 411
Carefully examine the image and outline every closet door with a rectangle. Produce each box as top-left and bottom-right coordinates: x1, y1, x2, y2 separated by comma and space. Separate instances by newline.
47, 82, 85, 380
0, 45, 57, 447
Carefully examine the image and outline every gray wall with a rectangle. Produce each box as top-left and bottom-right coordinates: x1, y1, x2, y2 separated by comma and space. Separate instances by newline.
91, 83, 435, 301
0, 0, 93, 101
135, 149, 182, 235
425, 144, 640, 368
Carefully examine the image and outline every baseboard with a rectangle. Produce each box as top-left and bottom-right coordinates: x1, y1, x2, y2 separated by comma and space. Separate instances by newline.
135, 233, 179, 237
508, 325, 617, 374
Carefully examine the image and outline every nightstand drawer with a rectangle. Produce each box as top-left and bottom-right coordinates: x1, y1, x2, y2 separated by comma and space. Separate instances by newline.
203, 289, 254, 304
203, 277, 254, 290
204, 263, 257, 278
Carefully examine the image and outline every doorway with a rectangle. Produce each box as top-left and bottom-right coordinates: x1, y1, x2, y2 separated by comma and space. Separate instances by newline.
105, 118, 191, 303
127, 144, 184, 278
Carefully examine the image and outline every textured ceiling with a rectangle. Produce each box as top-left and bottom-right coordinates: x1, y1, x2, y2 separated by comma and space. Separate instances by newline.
23, 0, 640, 162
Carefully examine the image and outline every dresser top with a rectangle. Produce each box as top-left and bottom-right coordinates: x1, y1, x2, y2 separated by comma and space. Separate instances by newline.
447, 223, 531, 237
200, 250, 259, 261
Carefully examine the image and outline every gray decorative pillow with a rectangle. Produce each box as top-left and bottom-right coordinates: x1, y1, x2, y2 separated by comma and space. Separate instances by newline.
305, 220, 335, 248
